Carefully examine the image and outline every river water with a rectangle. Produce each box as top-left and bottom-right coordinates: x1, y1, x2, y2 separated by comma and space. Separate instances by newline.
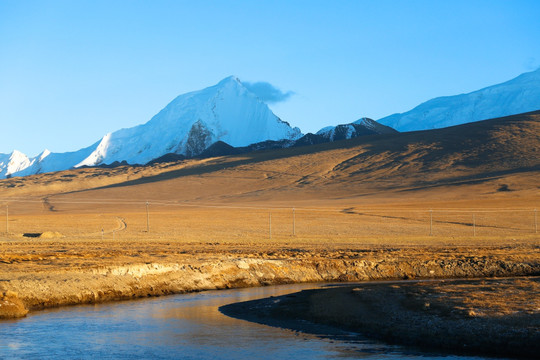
0, 284, 491, 359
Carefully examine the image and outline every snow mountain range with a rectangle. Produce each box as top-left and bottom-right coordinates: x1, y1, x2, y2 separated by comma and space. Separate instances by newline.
2, 68, 540, 179
378, 67, 540, 131
1, 76, 302, 179
317, 118, 398, 140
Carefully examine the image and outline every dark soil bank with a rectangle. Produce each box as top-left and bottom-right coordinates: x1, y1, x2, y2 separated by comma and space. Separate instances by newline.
220, 277, 540, 359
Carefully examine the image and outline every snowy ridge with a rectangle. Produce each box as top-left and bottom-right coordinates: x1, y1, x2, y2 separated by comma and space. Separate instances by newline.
378, 68, 540, 131
0, 76, 302, 179
76, 134, 112, 168
0, 151, 32, 178
3, 69, 540, 179
354, 117, 379, 130
87, 75, 301, 164
316, 117, 398, 141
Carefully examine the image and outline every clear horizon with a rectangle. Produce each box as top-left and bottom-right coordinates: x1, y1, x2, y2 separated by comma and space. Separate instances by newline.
1, 0, 540, 156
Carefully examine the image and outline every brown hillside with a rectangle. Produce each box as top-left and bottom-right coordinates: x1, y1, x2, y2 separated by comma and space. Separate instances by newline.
1, 110, 539, 210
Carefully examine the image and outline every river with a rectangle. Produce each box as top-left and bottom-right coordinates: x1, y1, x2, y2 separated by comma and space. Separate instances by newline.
0, 284, 492, 359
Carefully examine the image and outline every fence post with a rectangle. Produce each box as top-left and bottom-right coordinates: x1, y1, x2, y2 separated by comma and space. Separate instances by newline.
146, 201, 150, 233
473, 213, 476, 237
5, 205, 8, 234
292, 208, 296, 236
269, 212, 272, 240
101, 228, 104, 241
535, 209, 538, 234
429, 209, 433, 236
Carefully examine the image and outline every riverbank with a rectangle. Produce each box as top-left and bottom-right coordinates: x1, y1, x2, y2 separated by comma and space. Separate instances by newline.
1, 240, 539, 319
221, 277, 540, 359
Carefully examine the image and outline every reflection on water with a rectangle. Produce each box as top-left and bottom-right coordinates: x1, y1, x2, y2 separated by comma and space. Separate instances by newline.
0, 284, 488, 359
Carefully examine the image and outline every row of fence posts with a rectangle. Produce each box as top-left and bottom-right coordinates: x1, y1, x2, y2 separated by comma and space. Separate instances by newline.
431, 209, 479, 236
268, 207, 538, 239
139, 204, 298, 240
143, 203, 297, 239
272, 207, 539, 238
101, 228, 117, 241
429, 208, 537, 237
1, 203, 538, 238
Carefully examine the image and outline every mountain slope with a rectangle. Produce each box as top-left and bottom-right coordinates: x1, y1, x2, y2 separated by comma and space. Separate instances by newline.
189, 118, 398, 158
0, 151, 31, 178
316, 117, 398, 141
3, 111, 538, 206
76, 76, 301, 165
378, 68, 540, 131
0, 76, 302, 179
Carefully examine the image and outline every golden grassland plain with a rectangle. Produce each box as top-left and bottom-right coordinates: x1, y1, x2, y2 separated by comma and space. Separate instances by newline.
0, 112, 539, 356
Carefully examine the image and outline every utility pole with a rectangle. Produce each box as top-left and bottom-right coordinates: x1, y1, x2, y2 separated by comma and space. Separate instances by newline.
269, 212, 272, 240
535, 209, 538, 234
292, 208, 296, 236
146, 201, 150, 233
429, 209, 433, 236
473, 213, 476, 237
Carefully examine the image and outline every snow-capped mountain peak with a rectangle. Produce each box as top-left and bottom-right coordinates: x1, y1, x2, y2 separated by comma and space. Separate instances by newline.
86, 75, 302, 165
1, 76, 302, 179
0, 150, 31, 178
316, 117, 398, 141
378, 68, 540, 131
354, 117, 377, 130
75, 133, 112, 168
39, 149, 51, 161
219, 75, 242, 84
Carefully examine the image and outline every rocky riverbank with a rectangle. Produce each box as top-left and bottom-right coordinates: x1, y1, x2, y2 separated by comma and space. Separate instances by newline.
1, 242, 539, 319
221, 277, 540, 359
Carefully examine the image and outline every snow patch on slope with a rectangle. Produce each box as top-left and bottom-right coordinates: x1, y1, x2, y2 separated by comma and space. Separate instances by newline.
316, 117, 398, 141
74, 76, 301, 166
76, 133, 112, 168
0, 151, 31, 178
1, 76, 302, 179
378, 68, 540, 131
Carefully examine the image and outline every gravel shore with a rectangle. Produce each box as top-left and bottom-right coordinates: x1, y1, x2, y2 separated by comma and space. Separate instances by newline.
221, 277, 540, 359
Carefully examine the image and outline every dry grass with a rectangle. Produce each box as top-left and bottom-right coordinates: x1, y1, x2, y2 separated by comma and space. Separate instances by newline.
0, 111, 539, 322
0, 112, 538, 248
415, 277, 540, 317
1, 204, 538, 247
223, 277, 540, 358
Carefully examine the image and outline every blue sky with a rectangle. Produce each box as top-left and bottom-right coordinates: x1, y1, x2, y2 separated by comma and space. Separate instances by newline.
1, 0, 540, 156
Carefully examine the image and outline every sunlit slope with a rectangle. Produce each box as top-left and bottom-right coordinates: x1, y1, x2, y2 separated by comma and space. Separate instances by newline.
378, 68, 540, 131
0, 76, 302, 179
1, 111, 539, 208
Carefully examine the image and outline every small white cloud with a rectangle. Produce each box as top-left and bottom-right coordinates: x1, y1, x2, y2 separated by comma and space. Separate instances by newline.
243, 81, 295, 104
